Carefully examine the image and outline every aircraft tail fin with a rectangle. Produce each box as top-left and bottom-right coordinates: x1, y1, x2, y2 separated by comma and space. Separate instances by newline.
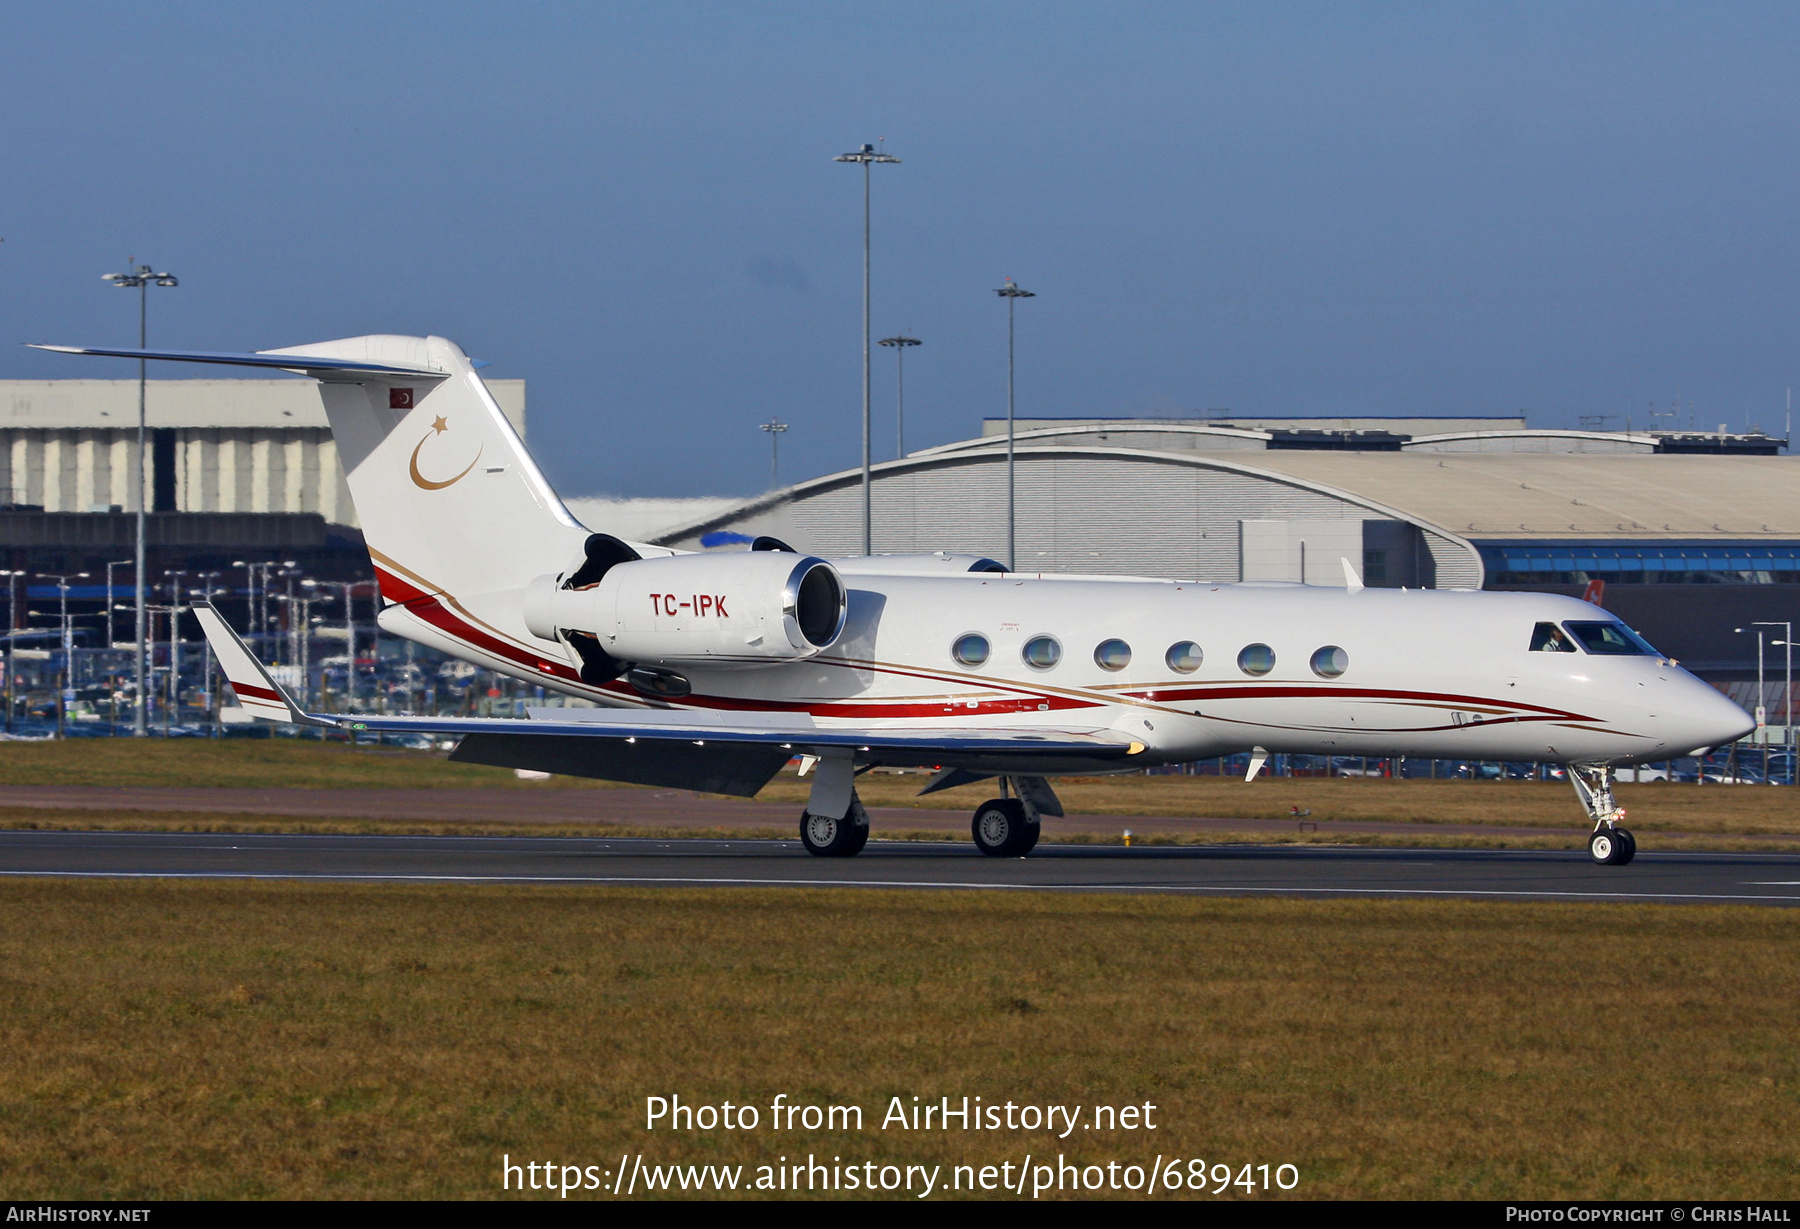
33, 335, 597, 642
260, 335, 591, 605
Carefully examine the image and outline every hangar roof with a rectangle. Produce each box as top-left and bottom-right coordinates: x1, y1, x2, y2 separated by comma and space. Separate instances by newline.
982, 414, 1527, 437
1192, 451, 1800, 540
1403, 429, 1654, 453
924, 427, 1800, 539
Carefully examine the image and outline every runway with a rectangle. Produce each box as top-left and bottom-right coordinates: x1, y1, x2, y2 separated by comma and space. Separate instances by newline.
0, 782, 1627, 842
4, 830, 1800, 904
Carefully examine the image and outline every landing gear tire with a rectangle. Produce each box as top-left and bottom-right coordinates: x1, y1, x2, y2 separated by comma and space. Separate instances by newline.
1570, 765, 1633, 866
800, 810, 868, 857
972, 799, 1036, 857
840, 820, 869, 857
1588, 827, 1633, 866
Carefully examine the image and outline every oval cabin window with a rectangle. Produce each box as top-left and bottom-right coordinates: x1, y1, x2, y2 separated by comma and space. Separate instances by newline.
1310, 645, 1349, 678
1238, 643, 1276, 676
952, 633, 991, 667
1165, 642, 1203, 673
1093, 639, 1132, 671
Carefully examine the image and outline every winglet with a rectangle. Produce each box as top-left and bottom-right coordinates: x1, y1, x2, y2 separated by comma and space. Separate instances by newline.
1341, 556, 1364, 593
192, 603, 332, 727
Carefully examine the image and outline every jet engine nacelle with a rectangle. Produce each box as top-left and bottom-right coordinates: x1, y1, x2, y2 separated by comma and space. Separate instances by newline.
524, 551, 847, 668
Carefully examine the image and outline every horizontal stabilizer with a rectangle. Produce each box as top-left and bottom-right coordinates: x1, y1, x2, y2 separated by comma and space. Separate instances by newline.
27, 343, 446, 380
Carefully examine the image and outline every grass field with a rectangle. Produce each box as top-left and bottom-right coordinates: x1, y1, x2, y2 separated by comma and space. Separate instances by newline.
0, 879, 1795, 1200
0, 737, 609, 791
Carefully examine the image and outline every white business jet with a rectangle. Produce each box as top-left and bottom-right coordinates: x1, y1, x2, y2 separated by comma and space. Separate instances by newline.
35, 335, 1755, 864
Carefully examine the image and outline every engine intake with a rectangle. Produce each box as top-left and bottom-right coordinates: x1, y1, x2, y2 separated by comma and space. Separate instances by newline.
525, 551, 846, 668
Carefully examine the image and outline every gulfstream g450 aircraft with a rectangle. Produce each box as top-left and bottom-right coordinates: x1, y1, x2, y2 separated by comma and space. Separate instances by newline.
36, 335, 1755, 864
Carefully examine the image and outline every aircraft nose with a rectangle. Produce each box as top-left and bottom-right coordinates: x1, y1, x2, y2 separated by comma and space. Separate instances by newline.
1667, 676, 1756, 754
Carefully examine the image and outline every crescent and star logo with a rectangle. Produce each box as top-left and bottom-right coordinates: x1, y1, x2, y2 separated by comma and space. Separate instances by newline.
409, 414, 483, 491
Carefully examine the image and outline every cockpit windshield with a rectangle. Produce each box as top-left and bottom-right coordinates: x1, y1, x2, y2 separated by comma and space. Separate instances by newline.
1529, 622, 1578, 652
1563, 620, 1659, 656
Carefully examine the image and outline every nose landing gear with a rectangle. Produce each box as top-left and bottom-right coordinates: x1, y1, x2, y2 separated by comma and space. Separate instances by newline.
1587, 826, 1636, 866
1569, 763, 1636, 865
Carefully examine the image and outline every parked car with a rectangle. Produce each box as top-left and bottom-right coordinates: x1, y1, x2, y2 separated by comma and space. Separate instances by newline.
1501, 762, 1552, 780
1451, 761, 1505, 780
1744, 751, 1795, 785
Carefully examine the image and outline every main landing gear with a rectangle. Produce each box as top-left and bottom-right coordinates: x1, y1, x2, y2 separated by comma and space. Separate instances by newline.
797, 771, 1063, 859
1568, 763, 1636, 866
799, 793, 869, 857
970, 775, 1061, 857
971, 798, 1040, 857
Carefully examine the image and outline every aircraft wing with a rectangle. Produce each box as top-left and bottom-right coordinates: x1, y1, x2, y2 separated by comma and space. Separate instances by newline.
193, 604, 1141, 797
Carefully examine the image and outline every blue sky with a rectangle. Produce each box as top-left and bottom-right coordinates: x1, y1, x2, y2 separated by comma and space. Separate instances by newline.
4, 3, 1800, 497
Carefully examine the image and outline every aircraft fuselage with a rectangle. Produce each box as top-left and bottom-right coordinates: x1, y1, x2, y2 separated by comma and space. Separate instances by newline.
387, 570, 1754, 772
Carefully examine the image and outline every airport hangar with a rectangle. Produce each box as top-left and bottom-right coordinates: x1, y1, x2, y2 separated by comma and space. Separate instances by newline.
0, 377, 526, 586
591, 416, 1800, 690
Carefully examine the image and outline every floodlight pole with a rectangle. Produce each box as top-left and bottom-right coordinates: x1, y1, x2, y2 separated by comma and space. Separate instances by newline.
164, 570, 187, 728
281, 565, 299, 665
1737, 625, 1769, 782
995, 279, 1035, 571
835, 143, 900, 555
39, 571, 88, 735
306, 579, 356, 710
1, 571, 17, 734
232, 561, 254, 648
879, 334, 921, 458
298, 596, 313, 711
1755, 620, 1794, 783
760, 418, 788, 487
102, 261, 178, 735
197, 571, 220, 735
342, 582, 356, 710
104, 559, 130, 652
1758, 629, 1767, 782
35, 573, 82, 681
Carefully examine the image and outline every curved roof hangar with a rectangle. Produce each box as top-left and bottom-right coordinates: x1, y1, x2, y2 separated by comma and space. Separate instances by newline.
650, 444, 1483, 588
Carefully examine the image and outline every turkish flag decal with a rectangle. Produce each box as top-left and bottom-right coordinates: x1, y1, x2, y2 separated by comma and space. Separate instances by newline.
389, 388, 414, 409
